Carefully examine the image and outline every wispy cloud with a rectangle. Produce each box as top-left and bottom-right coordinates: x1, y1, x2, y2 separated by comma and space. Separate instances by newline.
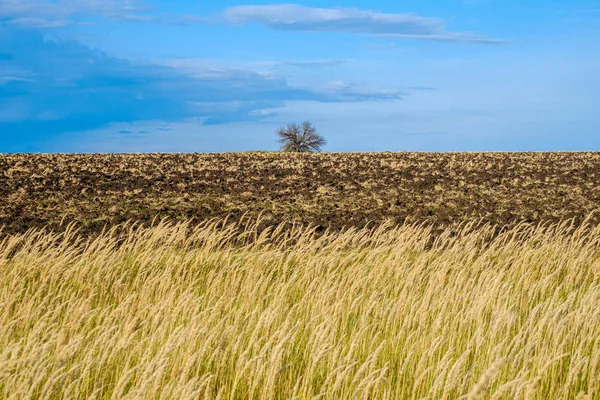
155, 58, 406, 102
4, 17, 75, 28
0, 1, 503, 44
0, 0, 154, 26
404, 131, 441, 136
0, 76, 34, 84
218, 4, 503, 44
0, 27, 404, 143
275, 60, 348, 68
317, 80, 406, 101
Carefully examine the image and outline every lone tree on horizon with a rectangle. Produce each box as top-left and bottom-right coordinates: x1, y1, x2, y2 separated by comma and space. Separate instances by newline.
276, 121, 326, 152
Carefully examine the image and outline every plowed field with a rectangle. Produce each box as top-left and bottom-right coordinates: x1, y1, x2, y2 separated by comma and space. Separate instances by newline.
1, 152, 599, 236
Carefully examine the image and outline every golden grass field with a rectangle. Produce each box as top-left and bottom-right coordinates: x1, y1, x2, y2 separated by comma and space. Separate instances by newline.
1, 216, 599, 399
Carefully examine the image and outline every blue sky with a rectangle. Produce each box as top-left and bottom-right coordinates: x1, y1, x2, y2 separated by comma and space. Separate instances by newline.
1, 0, 599, 152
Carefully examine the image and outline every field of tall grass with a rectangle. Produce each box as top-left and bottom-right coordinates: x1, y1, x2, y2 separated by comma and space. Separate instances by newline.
1, 217, 599, 399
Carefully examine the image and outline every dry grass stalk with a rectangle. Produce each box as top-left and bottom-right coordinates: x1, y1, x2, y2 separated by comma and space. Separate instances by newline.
0, 218, 599, 399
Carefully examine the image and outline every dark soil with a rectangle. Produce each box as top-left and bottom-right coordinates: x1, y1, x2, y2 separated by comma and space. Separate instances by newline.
1, 152, 599, 237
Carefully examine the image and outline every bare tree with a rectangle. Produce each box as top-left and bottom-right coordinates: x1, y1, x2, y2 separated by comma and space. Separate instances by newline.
276, 121, 326, 152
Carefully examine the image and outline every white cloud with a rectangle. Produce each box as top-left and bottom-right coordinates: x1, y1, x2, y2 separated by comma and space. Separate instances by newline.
0, 0, 153, 26
1, 29, 408, 146
6, 17, 74, 28
0, 0, 503, 43
0, 76, 34, 84
274, 60, 348, 68
218, 4, 503, 44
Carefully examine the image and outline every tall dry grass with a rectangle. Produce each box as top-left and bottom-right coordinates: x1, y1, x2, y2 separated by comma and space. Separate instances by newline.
0, 217, 599, 399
